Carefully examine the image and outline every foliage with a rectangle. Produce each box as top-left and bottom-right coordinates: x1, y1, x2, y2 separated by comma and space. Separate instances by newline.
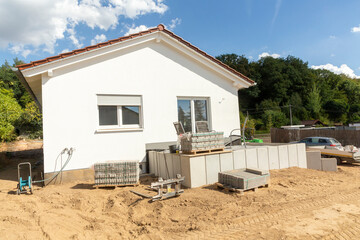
217, 53, 360, 130
0, 92, 23, 141
0, 59, 42, 141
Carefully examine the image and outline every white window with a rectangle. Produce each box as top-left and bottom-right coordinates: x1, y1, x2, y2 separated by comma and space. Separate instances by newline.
97, 94, 142, 130
177, 97, 210, 133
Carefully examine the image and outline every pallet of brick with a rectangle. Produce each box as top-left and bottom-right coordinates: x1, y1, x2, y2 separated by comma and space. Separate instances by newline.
180, 132, 225, 153
94, 161, 139, 187
218, 168, 270, 193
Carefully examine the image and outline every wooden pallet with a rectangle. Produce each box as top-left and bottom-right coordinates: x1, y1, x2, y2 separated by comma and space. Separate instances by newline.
183, 148, 225, 155
94, 182, 139, 189
215, 182, 269, 195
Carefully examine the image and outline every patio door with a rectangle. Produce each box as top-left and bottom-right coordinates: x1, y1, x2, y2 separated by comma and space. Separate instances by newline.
177, 97, 210, 133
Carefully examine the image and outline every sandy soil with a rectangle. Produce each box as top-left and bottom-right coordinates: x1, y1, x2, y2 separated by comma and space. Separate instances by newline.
1, 141, 360, 239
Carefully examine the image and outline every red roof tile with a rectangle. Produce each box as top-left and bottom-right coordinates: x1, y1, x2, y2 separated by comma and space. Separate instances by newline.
17, 24, 254, 84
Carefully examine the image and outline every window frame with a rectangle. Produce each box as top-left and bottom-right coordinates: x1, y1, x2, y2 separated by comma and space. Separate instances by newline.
97, 94, 143, 132
177, 96, 211, 133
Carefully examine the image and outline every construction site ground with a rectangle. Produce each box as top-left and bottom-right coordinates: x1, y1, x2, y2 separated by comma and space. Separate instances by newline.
1, 140, 360, 239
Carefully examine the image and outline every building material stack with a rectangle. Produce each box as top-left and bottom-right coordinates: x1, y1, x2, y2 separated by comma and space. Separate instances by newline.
94, 161, 139, 186
218, 168, 270, 191
181, 132, 225, 153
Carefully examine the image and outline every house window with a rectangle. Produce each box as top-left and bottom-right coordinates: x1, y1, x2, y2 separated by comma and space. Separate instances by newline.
177, 97, 210, 133
97, 95, 142, 129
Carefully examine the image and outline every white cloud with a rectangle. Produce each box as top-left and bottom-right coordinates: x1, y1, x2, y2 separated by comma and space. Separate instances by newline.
124, 24, 153, 36
91, 34, 107, 45
124, 18, 181, 36
168, 18, 181, 30
351, 25, 360, 33
258, 52, 280, 59
329, 35, 336, 39
0, 0, 168, 56
61, 49, 70, 53
311, 63, 360, 79
9, 44, 34, 58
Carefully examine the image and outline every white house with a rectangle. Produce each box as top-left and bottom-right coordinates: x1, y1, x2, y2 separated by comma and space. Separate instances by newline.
15, 24, 254, 180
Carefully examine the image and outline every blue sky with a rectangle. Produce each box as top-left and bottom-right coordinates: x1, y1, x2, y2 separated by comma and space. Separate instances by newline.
1, 0, 360, 78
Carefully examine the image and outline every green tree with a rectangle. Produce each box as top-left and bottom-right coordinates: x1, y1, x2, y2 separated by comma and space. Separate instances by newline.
306, 84, 322, 119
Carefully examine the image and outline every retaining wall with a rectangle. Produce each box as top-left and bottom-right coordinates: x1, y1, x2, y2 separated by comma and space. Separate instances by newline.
149, 143, 307, 188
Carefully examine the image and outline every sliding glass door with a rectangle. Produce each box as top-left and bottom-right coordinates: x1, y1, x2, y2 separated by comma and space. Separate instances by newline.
177, 97, 210, 133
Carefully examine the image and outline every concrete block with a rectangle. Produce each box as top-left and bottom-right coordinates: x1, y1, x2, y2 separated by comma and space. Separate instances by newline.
233, 149, 246, 169
321, 158, 337, 171
245, 148, 258, 168
297, 144, 307, 168
181, 155, 207, 188
189, 156, 207, 188
153, 152, 159, 176
278, 145, 289, 169
164, 153, 174, 179
172, 154, 181, 176
205, 154, 221, 185
268, 146, 280, 170
158, 152, 167, 179
257, 147, 269, 170
306, 151, 322, 170
180, 156, 191, 188
220, 152, 233, 171
288, 144, 298, 167
149, 151, 155, 174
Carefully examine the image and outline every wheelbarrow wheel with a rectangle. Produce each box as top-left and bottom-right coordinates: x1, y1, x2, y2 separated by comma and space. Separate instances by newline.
16, 188, 20, 195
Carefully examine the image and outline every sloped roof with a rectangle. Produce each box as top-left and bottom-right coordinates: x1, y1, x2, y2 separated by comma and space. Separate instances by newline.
17, 24, 254, 85
301, 120, 327, 126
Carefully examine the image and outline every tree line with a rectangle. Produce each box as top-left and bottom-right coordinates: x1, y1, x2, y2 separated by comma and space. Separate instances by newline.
216, 54, 360, 131
0, 59, 42, 141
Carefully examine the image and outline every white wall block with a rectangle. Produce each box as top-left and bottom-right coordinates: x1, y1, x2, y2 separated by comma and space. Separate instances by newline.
220, 152, 233, 172
257, 147, 269, 170
278, 145, 289, 169
172, 154, 182, 176
165, 153, 174, 179
205, 154, 221, 185
245, 148, 258, 168
148, 151, 155, 174
233, 149, 246, 169
158, 152, 167, 179
180, 156, 191, 188
189, 156, 207, 188
297, 143, 307, 168
268, 146, 280, 169
287, 144, 298, 167
154, 152, 159, 176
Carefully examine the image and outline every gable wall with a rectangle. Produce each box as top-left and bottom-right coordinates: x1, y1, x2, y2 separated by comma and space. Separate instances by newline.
41, 41, 240, 172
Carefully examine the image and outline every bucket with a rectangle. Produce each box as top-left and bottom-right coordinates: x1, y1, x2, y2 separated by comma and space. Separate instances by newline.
169, 145, 178, 153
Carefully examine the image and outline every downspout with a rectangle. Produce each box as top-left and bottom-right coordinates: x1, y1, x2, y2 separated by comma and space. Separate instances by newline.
11, 67, 42, 112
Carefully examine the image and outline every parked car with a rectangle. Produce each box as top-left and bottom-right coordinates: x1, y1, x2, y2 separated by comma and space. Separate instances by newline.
295, 137, 342, 149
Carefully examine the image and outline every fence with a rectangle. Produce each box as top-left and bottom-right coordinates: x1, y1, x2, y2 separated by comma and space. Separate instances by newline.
271, 128, 360, 146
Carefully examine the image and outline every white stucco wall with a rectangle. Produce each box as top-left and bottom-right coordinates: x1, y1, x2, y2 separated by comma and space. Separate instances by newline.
41, 41, 242, 173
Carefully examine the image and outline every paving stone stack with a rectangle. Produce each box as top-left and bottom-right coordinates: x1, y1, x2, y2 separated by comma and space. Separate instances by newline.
94, 161, 139, 186
218, 168, 270, 190
181, 132, 225, 153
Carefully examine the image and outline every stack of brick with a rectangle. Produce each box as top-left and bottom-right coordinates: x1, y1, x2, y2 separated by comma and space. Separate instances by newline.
181, 132, 225, 152
218, 168, 270, 190
94, 161, 139, 186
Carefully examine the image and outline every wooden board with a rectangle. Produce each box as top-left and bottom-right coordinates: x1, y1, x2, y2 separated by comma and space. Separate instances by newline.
182, 148, 226, 156
215, 182, 269, 195
94, 182, 139, 189
317, 148, 354, 158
